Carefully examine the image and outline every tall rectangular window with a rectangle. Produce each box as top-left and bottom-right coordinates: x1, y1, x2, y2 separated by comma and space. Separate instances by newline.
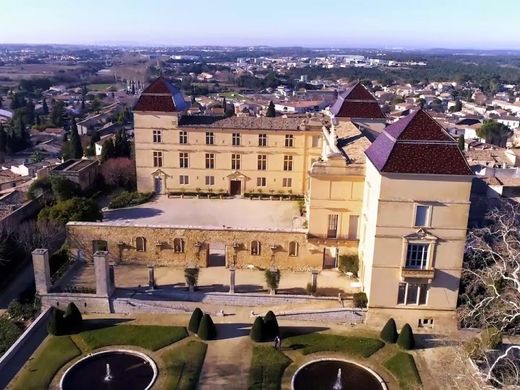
327, 214, 339, 238
406, 284, 419, 305
257, 177, 266, 187
258, 134, 267, 147
153, 130, 162, 143
179, 131, 188, 144
205, 153, 215, 169
232, 133, 241, 146
312, 135, 320, 148
406, 243, 429, 269
179, 175, 189, 185
285, 134, 294, 147
231, 154, 241, 170
257, 154, 267, 170
283, 155, 293, 171
415, 205, 430, 227
398, 283, 429, 305
348, 215, 359, 239
179, 152, 189, 168
153, 151, 163, 167
282, 178, 292, 187
397, 282, 406, 304
206, 132, 214, 145
205, 176, 215, 185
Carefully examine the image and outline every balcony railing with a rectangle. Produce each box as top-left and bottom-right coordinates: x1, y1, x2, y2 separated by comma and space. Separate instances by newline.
401, 267, 435, 281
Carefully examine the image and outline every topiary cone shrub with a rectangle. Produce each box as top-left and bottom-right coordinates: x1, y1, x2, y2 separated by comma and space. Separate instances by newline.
397, 323, 415, 350
197, 314, 216, 341
353, 292, 368, 308
263, 311, 279, 339
47, 307, 66, 336
64, 302, 83, 333
380, 318, 398, 343
189, 307, 204, 333
250, 316, 265, 342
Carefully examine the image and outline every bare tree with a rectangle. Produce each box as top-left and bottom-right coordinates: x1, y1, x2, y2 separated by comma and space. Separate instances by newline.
459, 201, 520, 387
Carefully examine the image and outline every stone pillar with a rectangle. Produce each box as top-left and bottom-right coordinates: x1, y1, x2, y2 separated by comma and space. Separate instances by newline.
229, 267, 236, 294
148, 266, 155, 289
32, 249, 51, 295
94, 251, 112, 297
311, 270, 319, 293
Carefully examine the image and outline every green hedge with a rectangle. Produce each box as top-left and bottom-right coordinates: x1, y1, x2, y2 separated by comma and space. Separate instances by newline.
383, 352, 422, 389
249, 345, 292, 390
108, 191, 153, 209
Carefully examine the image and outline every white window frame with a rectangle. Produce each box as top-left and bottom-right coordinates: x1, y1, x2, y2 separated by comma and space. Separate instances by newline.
205, 176, 215, 185
258, 134, 267, 147
282, 178, 292, 187
397, 282, 429, 305
413, 204, 431, 227
205, 153, 215, 169
206, 131, 214, 145
232, 133, 241, 146
179, 152, 189, 168
153, 151, 163, 167
405, 242, 430, 269
179, 131, 188, 144
257, 154, 267, 170
285, 134, 294, 147
153, 130, 162, 143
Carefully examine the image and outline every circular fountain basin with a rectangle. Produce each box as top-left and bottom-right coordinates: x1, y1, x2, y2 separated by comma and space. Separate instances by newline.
60, 349, 157, 390
292, 358, 387, 390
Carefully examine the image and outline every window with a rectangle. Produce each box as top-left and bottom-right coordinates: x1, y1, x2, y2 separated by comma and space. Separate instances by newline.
282, 178, 292, 187
179, 152, 189, 168
257, 177, 266, 187
92, 240, 108, 252
405, 243, 429, 269
285, 134, 294, 147
397, 282, 429, 305
283, 155, 293, 171
312, 135, 320, 148
232, 133, 241, 146
180, 175, 189, 185
231, 154, 241, 170
415, 205, 430, 227
179, 131, 188, 144
258, 134, 267, 147
206, 132, 214, 145
289, 241, 299, 256
348, 215, 359, 239
418, 318, 434, 328
205, 176, 215, 185
173, 238, 185, 253
327, 214, 339, 238
251, 240, 261, 256
257, 154, 267, 170
153, 130, 162, 143
136, 237, 146, 252
153, 151, 163, 167
205, 153, 215, 169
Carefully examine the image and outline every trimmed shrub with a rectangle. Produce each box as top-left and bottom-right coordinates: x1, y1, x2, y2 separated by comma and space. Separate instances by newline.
265, 269, 281, 293
481, 327, 502, 349
189, 308, 204, 333
108, 191, 153, 209
263, 311, 279, 339
184, 268, 200, 288
64, 302, 83, 332
47, 307, 66, 336
197, 314, 216, 341
7, 299, 34, 321
306, 282, 317, 296
338, 254, 359, 276
397, 323, 415, 350
250, 316, 265, 342
380, 318, 398, 343
353, 292, 368, 308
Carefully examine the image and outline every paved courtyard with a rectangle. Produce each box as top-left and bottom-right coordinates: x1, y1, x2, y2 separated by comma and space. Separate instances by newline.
102, 196, 305, 231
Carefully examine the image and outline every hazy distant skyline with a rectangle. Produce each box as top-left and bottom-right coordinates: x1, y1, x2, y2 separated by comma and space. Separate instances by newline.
2, 0, 519, 50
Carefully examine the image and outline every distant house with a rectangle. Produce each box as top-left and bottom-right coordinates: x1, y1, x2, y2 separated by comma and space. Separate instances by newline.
497, 115, 520, 130
49, 159, 99, 191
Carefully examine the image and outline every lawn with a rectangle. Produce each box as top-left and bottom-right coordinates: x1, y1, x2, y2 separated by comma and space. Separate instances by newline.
383, 351, 422, 390
11, 336, 81, 390
249, 345, 292, 390
87, 83, 114, 91
161, 340, 207, 390
79, 325, 188, 351
284, 333, 384, 358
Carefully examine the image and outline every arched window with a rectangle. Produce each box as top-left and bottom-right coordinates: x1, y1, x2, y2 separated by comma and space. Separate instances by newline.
136, 237, 146, 252
289, 241, 299, 257
251, 240, 261, 256
174, 238, 185, 253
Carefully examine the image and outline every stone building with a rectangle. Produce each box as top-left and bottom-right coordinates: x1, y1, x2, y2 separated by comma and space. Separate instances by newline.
66, 78, 473, 331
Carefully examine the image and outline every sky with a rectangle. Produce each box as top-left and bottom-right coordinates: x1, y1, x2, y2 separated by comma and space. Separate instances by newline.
1, 0, 519, 49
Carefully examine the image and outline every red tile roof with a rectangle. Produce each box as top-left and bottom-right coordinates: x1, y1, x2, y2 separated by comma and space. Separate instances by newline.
365, 109, 472, 175
134, 77, 188, 113
330, 83, 385, 119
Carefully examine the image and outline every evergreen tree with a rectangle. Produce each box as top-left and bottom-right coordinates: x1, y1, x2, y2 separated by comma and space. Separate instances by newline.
50, 100, 65, 127
380, 318, 398, 343
263, 311, 279, 339
64, 302, 83, 332
250, 316, 265, 342
16, 117, 29, 149
458, 134, 465, 151
131, 83, 136, 95
100, 138, 115, 162
62, 133, 72, 160
47, 307, 66, 336
81, 98, 85, 111
0, 95, 3, 109
197, 314, 216, 340
397, 323, 415, 350
42, 98, 49, 115
266, 101, 276, 117
69, 118, 83, 159
188, 307, 204, 333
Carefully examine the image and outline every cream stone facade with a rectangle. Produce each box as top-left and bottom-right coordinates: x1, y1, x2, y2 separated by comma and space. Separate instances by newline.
65, 79, 474, 331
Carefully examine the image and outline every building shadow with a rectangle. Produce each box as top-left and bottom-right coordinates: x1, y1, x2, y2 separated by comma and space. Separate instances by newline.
104, 207, 164, 221
280, 325, 330, 338
414, 333, 459, 349
215, 323, 251, 340
80, 317, 133, 332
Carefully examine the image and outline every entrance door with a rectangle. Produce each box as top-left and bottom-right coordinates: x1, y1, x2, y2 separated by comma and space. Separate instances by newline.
230, 180, 241, 196
208, 242, 226, 267
154, 177, 163, 194
323, 247, 337, 269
